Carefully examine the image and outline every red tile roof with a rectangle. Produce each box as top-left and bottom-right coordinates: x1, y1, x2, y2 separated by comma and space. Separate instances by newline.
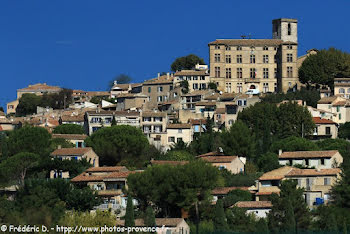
313, 117, 336, 124
201, 156, 238, 163
286, 168, 341, 177
198, 151, 225, 157
86, 166, 128, 172
151, 160, 189, 166
50, 147, 93, 156
279, 150, 339, 159
18, 83, 61, 92
188, 119, 207, 125
234, 201, 272, 209
174, 70, 208, 76
167, 123, 192, 129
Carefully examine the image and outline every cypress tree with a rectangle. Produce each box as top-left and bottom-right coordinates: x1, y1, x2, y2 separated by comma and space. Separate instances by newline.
125, 195, 135, 227
144, 206, 156, 227
111, 116, 117, 126
213, 199, 228, 231
284, 200, 296, 233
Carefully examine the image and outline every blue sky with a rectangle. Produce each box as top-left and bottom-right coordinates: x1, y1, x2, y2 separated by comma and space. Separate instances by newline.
0, 0, 349, 108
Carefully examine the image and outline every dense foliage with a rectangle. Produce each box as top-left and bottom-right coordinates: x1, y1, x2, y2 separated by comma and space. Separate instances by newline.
171, 54, 205, 72
53, 124, 85, 134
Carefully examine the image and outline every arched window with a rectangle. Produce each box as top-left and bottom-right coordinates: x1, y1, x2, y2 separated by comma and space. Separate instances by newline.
339, 88, 345, 94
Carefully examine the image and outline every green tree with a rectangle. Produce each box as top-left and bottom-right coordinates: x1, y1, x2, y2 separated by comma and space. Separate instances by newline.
284, 200, 296, 233
85, 125, 149, 166
0, 107, 4, 112
160, 150, 194, 161
109, 74, 132, 88
171, 54, 205, 72
125, 195, 135, 227
144, 206, 156, 227
221, 120, 255, 158
180, 80, 189, 94
50, 138, 75, 152
59, 210, 116, 227
111, 115, 117, 126
269, 136, 319, 153
331, 167, 350, 209
208, 82, 217, 91
339, 122, 350, 140
53, 124, 85, 134
222, 189, 252, 208
213, 199, 228, 231
0, 152, 40, 186
7, 126, 51, 156
257, 152, 280, 172
16, 93, 42, 116
299, 48, 350, 88
268, 180, 311, 232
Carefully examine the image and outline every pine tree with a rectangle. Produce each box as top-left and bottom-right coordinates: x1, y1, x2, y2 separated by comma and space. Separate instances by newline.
213, 199, 228, 231
125, 195, 135, 227
144, 206, 156, 227
111, 116, 117, 126
284, 200, 296, 233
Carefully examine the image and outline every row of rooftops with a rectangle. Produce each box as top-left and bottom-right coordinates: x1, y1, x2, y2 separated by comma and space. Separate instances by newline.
208, 39, 298, 46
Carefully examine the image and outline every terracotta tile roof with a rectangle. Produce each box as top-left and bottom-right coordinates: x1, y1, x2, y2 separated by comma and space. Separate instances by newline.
71, 174, 104, 182
259, 166, 294, 181
286, 168, 341, 177
279, 150, 339, 159
195, 101, 216, 106
142, 111, 166, 118
86, 110, 140, 117
18, 83, 61, 92
116, 218, 184, 227
50, 147, 93, 156
188, 119, 207, 125
52, 133, 87, 140
61, 114, 85, 122
167, 123, 191, 129
313, 117, 336, 124
334, 83, 350, 87
317, 96, 338, 104
234, 201, 272, 209
198, 151, 225, 157
86, 166, 128, 172
182, 90, 210, 97
333, 101, 347, 106
143, 75, 174, 85
86, 91, 110, 97
201, 156, 238, 163
116, 93, 147, 98
209, 39, 283, 46
204, 93, 220, 100
211, 187, 250, 195
151, 160, 189, 166
105, 171, 137, 179
174, 70, 209, 76
220, 93, 236, 101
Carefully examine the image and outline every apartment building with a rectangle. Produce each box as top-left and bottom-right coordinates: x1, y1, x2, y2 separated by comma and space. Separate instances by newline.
141, 111, 168, 151
174, 66, 210, 92
317, 96, 350, 124
84, 110, 140, 135
197, 151, 246, 174
312, 117, 338, 139
208, 18, 299, 94
334, 77, 350, 98
166, 123, 193, 149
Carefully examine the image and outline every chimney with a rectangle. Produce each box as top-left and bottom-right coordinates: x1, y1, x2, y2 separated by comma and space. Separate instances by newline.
167, 72, 170, 79
57, 145, 62, 149
158, 73, 160, 78
278, 149, 282, 156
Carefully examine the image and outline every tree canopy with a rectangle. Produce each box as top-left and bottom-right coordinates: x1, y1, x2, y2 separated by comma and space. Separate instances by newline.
171, 54, 205, 72
109, 74, 132, 88
16, 93, 42, 116
53, 124, 85, 134
299, 48, 350, 88
85, 125, 149, 166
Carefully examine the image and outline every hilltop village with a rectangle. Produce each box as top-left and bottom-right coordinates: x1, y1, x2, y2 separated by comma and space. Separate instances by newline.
1, 18, 350, 233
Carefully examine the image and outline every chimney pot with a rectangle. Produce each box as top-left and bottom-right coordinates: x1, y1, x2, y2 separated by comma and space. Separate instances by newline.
278, 149, 282, 156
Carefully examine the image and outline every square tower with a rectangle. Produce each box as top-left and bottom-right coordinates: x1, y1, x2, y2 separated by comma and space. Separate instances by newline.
272, 18, 298, 43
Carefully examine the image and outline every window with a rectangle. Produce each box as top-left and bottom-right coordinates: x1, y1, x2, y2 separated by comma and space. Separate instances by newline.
321, 158, 325, 165
168, 137, 175, 143
263, 83, 269, 93
236, 55, 242, 63
287, 45, 293, 49
215, 67, 220, 77
250, 54, 256, 63
157, 96, 163, 102
214, 54, 221, 62
250, 68, 256, 78
288, 82, 292, 88
225, 68, 231, 78
274, 46, 278, 50
339, 88, 345, 94
148, 87, 151, 93
193, 76, 198, 80
193, 83, 199, 90
288, 23, 292, 35
237, 68, 242, 78
177, 137, 183, 142
225, 55, 231, 63
186, 76, 191, 81
143, 117, 151, 122
178, 129, 182, 133
263, 68, 269, 79
154, 125, 162, 133
237, 83, 243, 93
143, 126, 150, 133
237, 46, 242, 50
287, 53, 293, 62
158, 86, 163, 92
200, 83, 206, 89
326, 127, 331, 135
200, 76, 206, 80
263, 55, 269, 63
339, 113, 342, 120
218, 165, 226, 170
324, 178, 331, 185
287, 66, 293, 78
274, 54, 277, 63
263, 46, 268, 51
274, 68, 278, 78
274, 83, 277, 92
225, 82, 232, 93
225, 46, 231, 51
215, 45, 220, 49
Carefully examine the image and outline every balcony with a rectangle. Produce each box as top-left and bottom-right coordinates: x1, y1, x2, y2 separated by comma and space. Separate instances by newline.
244, 78, 261, 83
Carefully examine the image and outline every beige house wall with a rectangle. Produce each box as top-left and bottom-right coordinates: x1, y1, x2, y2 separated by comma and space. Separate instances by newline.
211, 158, 245, 174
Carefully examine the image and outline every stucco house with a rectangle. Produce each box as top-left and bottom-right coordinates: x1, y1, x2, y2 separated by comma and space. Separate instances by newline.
312, 117, 338, 139
233, 201, 272, 218
197, 151, 246, 174
51, 134, 87, 148
278, 150, 343, 169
